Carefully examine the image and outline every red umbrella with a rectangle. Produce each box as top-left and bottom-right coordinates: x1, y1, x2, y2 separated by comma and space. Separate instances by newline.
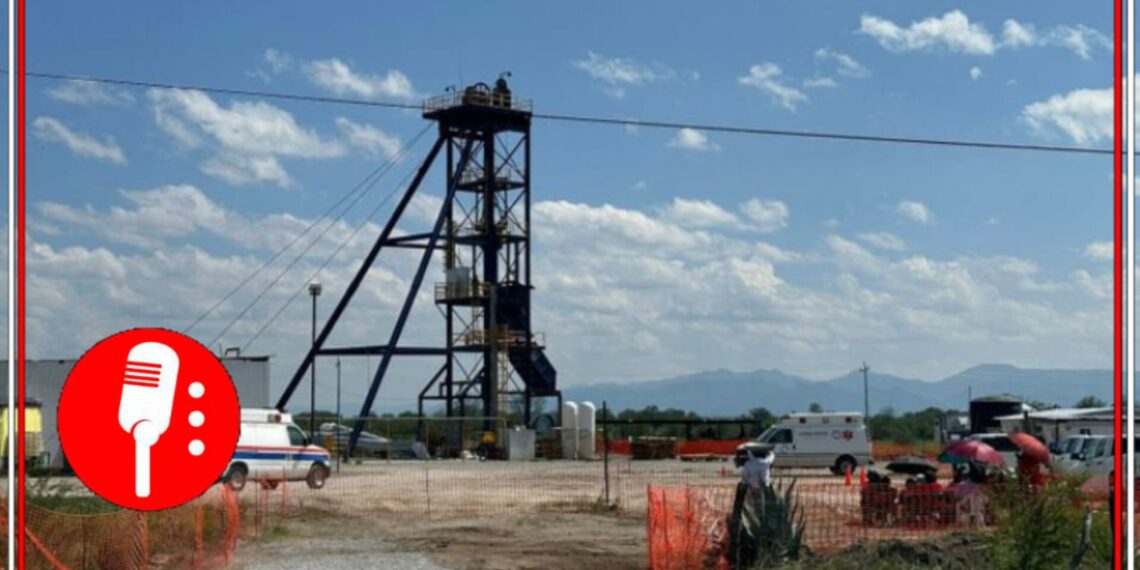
938, 439, 1005, 467
1009, 432, 1050, 466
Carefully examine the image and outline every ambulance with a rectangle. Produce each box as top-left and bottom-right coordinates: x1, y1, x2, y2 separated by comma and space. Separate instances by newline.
737, 412, 873, 475
221, 408, 331, 491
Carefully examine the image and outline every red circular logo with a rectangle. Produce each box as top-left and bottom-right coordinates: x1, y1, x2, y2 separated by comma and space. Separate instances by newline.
58, 328, 241, 511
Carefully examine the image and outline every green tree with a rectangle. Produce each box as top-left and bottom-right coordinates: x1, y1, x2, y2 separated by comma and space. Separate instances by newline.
808, 402, 823, 413
1026, 399, 1060, 411
1075, 396, 1106, 408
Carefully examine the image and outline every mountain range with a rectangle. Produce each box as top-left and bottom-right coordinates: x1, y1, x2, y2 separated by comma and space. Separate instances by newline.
561, 364, 1113, 416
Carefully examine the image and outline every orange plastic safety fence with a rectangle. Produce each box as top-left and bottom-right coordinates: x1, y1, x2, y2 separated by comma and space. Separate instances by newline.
647, 486, 731, 570
648, 480, 1023, 568
677, 440, 749, 456
9, 487, 241, 570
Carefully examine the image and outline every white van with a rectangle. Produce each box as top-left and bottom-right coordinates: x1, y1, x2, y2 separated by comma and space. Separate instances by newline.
738, 412, 872, 475
1052, 434, 1097, 473
222, 408, 332, 491
1061, 435, 1140, 477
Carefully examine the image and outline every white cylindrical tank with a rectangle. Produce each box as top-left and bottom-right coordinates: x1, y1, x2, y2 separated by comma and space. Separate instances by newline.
561, 401, 579, 460
577, 402, 597, 460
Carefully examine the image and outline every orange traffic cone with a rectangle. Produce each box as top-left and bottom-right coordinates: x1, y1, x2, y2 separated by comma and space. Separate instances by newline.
720, 466, 727, 477
859, 466, 868, 486
844, 465, 853, 487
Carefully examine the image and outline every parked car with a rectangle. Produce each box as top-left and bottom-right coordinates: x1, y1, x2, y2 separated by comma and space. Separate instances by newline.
738, 412, 872, 476
311, 423, 419, 459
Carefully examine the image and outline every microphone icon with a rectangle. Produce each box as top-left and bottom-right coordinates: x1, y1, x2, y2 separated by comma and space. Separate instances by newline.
117, 342, 180, 498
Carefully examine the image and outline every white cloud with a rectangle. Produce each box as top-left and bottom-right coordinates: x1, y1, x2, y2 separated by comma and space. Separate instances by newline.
335, 117, 403, 160
18, 191, 1111, 398
1001, 20, 1110, 59
658, 197, 788, 233
661, 198, 741, 229
740, 199, 789, 233
1022, 87, 1111, 145
858, 232, 906, 251
862, 12, 1109, 60
149, 89, 342, 158
668, 128, 719, 152
32, 117, 126, 164
201, 153, 293, 188
859, 11, 996, 55
264, 49, 293, 74
35, 184, 373, 257
148, 88, 345, 187
738, 63, 808, 110
897, 201, 934, 225
573, 52, 677, 98
1001, 20, 1037, 47
969, 66, 982, 80
814, 48, 869, 78
37, 185, 233, 249
1046, 25, 1112, 60
303, 58, 416, 100
45, 80, 134, 106
1073, 270, 1111, 299
803, 77, 837, 89
1084, 241, 1113, 261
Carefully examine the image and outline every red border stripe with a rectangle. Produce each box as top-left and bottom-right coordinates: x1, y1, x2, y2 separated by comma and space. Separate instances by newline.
1114, 0, 1123, 566
15, 0, 26, 565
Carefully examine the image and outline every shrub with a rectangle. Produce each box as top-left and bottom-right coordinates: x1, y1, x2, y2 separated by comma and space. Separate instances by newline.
985, 475, 1088, 570
725, 480, 806, 569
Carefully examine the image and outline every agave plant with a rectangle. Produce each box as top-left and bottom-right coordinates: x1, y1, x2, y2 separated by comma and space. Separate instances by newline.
726, 479, 807, 569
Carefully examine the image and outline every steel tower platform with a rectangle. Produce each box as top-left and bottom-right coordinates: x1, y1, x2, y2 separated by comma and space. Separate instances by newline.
275, 77, 560, 457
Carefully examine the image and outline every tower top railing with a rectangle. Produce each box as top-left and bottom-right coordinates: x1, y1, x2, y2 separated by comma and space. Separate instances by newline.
423, 89, 533, 114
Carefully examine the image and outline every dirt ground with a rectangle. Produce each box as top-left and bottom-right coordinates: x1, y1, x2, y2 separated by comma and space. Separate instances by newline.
29, 459, 1118, 568
247, 459, 971, 554
232, 507, 648, 570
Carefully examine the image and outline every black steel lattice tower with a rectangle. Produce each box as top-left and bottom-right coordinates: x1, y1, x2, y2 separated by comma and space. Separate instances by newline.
274, 78, 559, 457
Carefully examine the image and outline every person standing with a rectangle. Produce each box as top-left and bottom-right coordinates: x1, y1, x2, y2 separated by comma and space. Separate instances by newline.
742, 447, 776, 490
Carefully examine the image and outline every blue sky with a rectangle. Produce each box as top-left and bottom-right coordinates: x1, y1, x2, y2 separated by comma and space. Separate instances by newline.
16, 2, 1117, 411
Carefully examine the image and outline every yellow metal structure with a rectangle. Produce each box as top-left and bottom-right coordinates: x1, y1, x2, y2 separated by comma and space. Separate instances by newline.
0, 404, 45, 461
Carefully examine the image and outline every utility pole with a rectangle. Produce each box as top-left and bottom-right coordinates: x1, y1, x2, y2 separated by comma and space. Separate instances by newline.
859, 362, 870, 422
309, 283, 322, 436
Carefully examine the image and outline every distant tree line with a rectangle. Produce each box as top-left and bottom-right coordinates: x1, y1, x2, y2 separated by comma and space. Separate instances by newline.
291, 394, 1105, 443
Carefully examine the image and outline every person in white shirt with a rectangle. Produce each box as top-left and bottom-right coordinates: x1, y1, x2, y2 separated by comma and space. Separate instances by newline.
741, 447, 776, 490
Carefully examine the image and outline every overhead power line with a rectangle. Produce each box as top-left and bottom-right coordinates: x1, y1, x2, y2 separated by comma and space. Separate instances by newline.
205, 127, 430, 349
241, 155, 426, 354
22, 69, 1112, 156
184, 123, 432, 335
